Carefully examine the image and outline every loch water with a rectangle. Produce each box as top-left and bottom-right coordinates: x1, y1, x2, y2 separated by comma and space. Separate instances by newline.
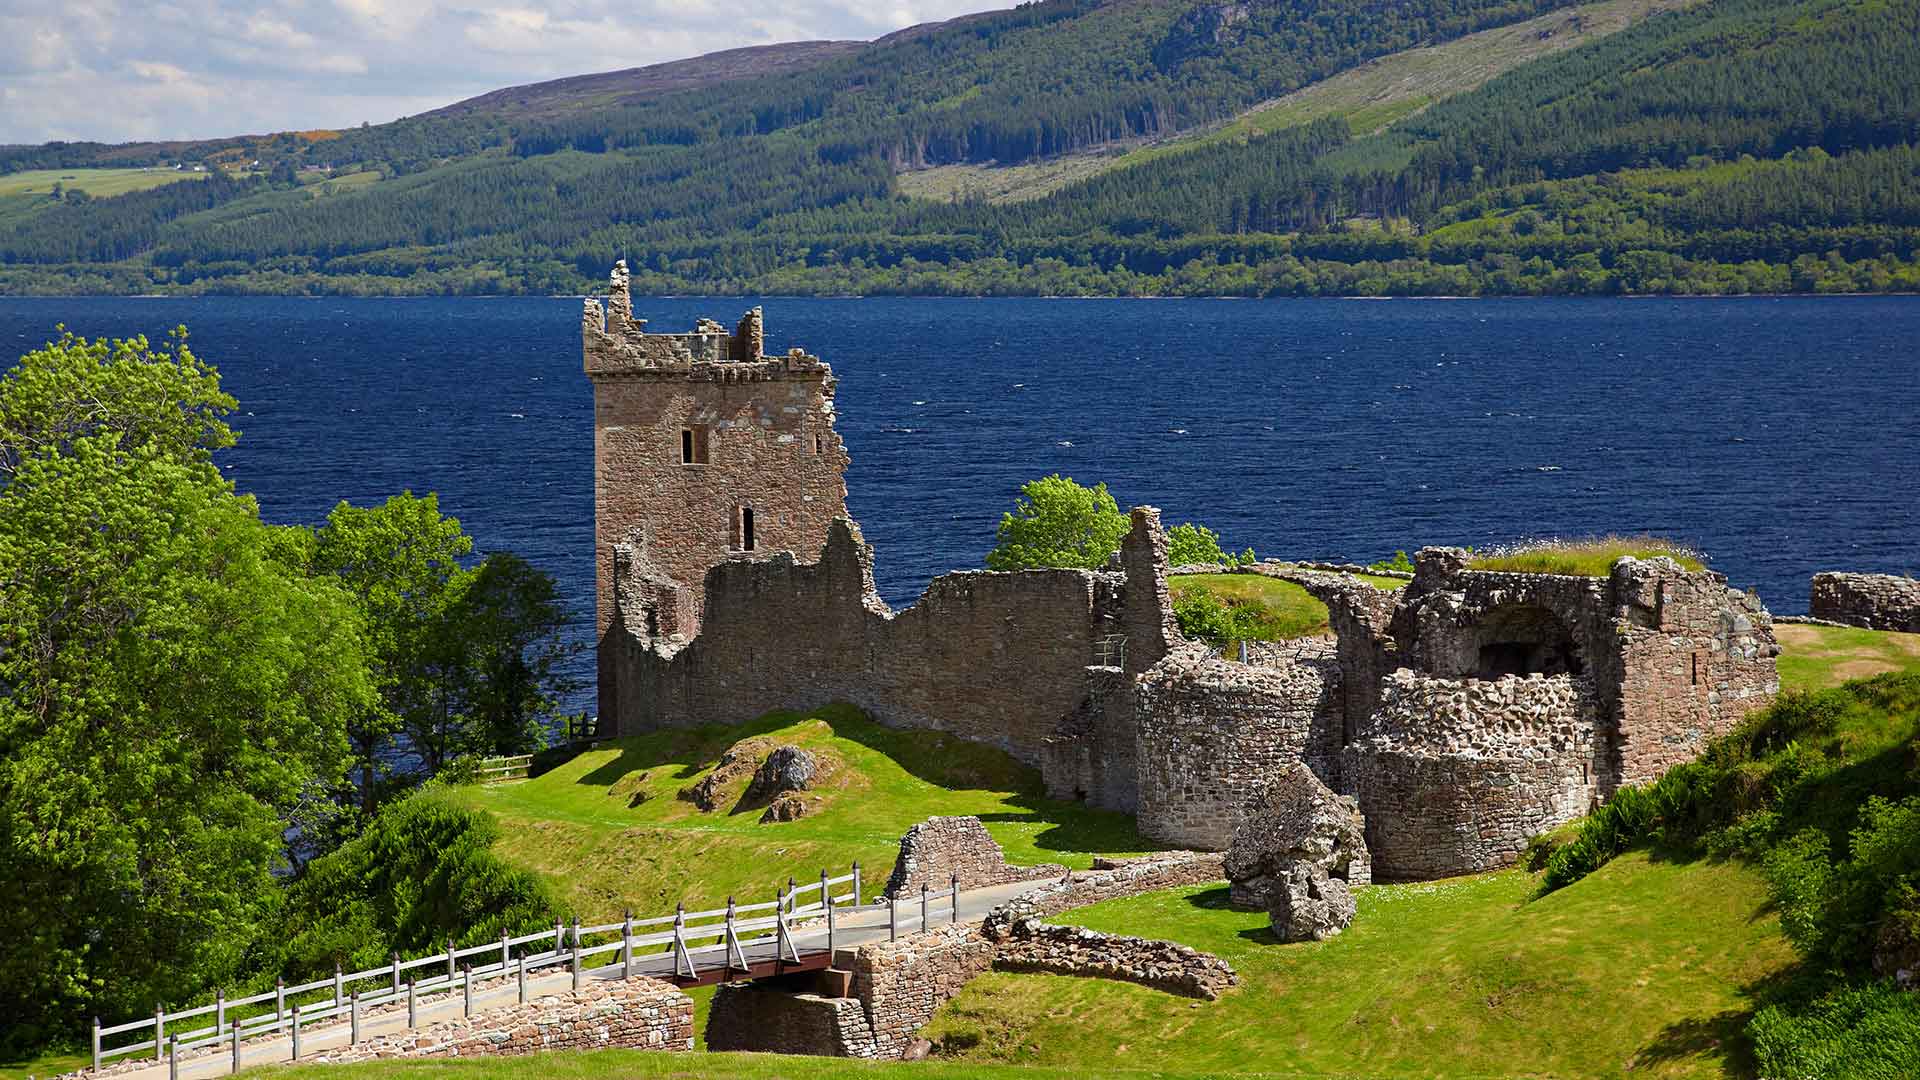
5, 295, 1917, 707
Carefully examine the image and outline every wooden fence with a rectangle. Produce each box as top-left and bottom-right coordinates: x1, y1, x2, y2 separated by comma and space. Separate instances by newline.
89, 863, 977, 1076
474, 754, 532, 784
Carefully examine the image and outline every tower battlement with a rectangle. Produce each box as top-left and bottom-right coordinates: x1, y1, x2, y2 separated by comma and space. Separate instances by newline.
583, 261, 851, 720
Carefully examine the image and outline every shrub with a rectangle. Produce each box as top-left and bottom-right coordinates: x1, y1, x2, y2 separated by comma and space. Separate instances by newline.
1749, 981, 1920, 1080
1369, 550, 1415, 573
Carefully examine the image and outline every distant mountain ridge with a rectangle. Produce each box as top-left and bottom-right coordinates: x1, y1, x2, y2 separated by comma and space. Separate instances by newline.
1, 0, 1916, 298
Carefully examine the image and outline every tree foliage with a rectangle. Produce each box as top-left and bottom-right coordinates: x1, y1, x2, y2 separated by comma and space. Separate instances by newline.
0, 331, 373, 1049
985, 474, 1130, 571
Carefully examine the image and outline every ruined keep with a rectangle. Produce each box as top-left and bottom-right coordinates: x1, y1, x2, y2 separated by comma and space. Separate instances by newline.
588, 274, 1780, 882
584, 260, 850, 719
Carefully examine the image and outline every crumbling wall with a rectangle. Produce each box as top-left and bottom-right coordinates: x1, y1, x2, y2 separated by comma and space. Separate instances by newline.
845, 924, 999, 1059
1040, 665, 1139, 811
301, 978, 693, 1064
611, 510, 1177, 771
1810, 572, 1920, 633
1134, 642, 1344, 849
585, 263, 850, 725
989, 920, 1237, 1000
1343, 671, 1597, 880
1611, 558, 1780, 786
881, 816, 1065, 898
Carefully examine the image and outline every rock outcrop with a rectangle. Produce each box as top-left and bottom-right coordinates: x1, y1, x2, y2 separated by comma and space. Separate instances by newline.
746, 745, 817, 803
1223, 762, 1370, 912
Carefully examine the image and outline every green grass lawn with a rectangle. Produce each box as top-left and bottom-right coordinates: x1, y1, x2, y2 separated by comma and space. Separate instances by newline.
1468, 535, 1707, 576
923, 853, 1794, 1078
1776, 623, 1920, 691
278, 1051, 1251, 1080
0, 1047, 87, 1080
448, 704, 1153, 922
0, 167, 206, 199
1169, 570, 1404, 645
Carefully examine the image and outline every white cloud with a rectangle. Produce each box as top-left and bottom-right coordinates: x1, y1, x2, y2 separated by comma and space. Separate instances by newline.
0, 0, 1014, 144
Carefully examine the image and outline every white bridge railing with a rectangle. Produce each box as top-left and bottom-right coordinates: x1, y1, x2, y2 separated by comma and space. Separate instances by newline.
91, 863, 974, 1076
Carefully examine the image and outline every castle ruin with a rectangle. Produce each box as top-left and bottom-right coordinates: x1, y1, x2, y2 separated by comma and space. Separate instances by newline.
585, 275, 1782, 881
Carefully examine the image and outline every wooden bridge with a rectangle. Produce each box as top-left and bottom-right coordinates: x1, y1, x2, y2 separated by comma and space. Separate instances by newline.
89, 867, 1045, 1080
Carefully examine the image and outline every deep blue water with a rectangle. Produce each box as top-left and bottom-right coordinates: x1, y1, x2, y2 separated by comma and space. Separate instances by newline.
5, 295, 1918, 708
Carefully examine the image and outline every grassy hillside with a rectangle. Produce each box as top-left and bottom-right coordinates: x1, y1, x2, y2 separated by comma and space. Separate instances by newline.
448, 704, 1149, 920
898, 0, 1698, 205
925, 855, 1790, 1077
8, 0, 1918, 296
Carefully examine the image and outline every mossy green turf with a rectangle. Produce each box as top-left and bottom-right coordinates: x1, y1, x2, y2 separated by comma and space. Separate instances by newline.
1775, 623, 1920, 691
1467, 537, 1707, 576
923, 854, 1793, 1078
447, 704, 1151, 922
1169, 571, 1404, 642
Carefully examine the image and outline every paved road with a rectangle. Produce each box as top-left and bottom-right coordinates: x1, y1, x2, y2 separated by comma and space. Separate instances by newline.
104, 879, 1047, 1080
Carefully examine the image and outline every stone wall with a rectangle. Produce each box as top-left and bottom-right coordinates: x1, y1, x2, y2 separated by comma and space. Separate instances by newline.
1040, 664, 1139, 811
1343, 671, 1597, 880
989, 919, 1237, 1000
585, 263, 851, 723
1134, 642, 1344, 849
1810, 572, 1920, 633
844, 924, 1000, 1059
1611, 557, 1780, 786
301, 977, 693, 1064
706, 980, 872, 1057
608, 510, 1177, 769
881, 816, 1065, 898
984, 851, 1228, 926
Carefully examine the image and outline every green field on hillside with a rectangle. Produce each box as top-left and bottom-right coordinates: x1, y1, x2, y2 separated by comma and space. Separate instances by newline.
0, 167, 204, 199
897, 0, 1696, 205
1775, 623, 1920, 691
448, 704, 1150, 921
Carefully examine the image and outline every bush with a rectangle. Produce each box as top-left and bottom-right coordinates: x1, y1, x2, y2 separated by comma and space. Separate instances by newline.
265, 784, 559, 978
1369, 550, 1415, 573
1166, 522, 1254, 567
1749, 981, 1920, 1080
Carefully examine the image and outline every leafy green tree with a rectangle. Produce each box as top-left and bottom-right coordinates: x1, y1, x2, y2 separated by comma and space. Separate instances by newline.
0, 331, 373, 1049
313, 494, 575, 791
985, 474, 1131, 570
266, 784, 559, 977
1166, 521, 1252, 566
312, 492, 470, 807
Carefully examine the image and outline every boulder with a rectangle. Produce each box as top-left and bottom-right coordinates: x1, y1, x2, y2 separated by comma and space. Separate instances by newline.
1223, 761, 1369, 930
1267, 864, 1355, 943
759, 793, 810, 823
745, 745, 817, 804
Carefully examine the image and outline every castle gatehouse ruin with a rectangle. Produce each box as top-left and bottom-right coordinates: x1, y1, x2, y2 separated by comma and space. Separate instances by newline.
585, 271, 1783, 881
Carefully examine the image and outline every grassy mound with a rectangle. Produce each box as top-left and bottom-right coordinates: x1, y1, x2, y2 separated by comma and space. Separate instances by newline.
920, 855, 1790, 1077
1468, 535, 1707, 576
1169, 571, 1404, 645
448, 704, 1150, 922
1776, 623, 1920, 691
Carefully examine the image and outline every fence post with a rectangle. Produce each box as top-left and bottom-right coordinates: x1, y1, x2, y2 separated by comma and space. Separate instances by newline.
463, 964, 474, 1017
920, 884, 929, 931
775, 889, 788, 965
826, 875, 837, 953
407, 979, 417, 1029
622, 909, 634, 980
553, 918, 563, 959
724, 897, 736, 977
951, 874, 960, 925
787, 876, 797, 914
274, 977, 285, 1022
230, 1018, 242, 1075
351, 991, 361, 1045
91, 1017, 100, 1072
672, 903, 687, 978
888, 893, 897, 941
821, 868, 830, 913
215, 989, 226, 1045
446, 936, 456, 982
501, 931, 511, 973
571, 917, 582, 991
390, 951, 401, 994
334, 961, 345, 1009
517, 953, 528, 1004
155, 1004, 165, 1062
168, 1035, 178, 1080
852, 861, 862, 905
290, 1003, 301, 1061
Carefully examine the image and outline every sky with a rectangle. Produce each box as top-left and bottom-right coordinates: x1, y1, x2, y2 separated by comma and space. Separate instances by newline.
0, 1, 1012, 146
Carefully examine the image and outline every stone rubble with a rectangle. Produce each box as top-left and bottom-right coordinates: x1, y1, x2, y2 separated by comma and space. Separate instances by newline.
1223, 761, 1370, 914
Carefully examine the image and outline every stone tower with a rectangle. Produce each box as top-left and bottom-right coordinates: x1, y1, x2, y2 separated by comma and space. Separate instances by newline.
583, 261, 850, 726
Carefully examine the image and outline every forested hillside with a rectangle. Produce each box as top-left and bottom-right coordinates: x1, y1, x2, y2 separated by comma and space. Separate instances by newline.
1, 0, 1916, 297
